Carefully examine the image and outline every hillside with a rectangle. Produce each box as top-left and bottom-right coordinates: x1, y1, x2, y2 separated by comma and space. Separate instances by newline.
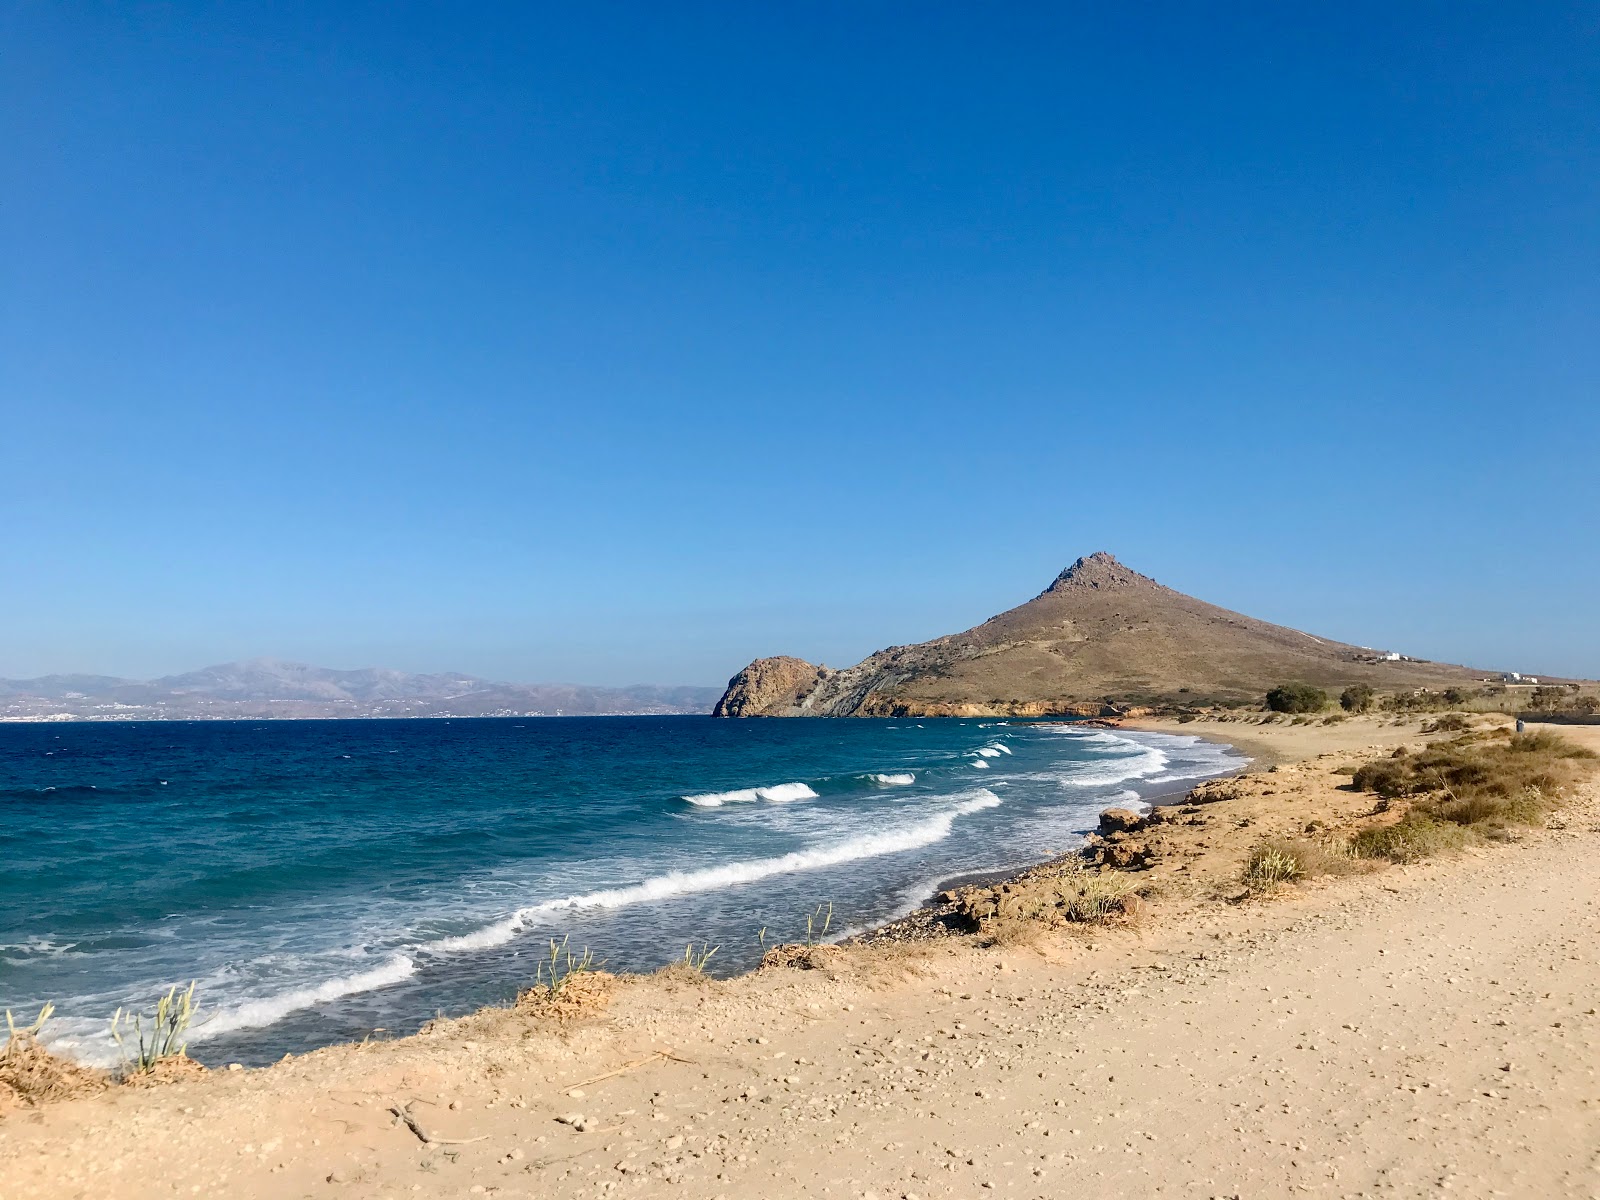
714, 552, 1506, 717
0, 659, 723, 721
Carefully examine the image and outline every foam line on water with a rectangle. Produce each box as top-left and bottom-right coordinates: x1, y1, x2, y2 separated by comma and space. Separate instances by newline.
46, 954, 419, 1065
681, 781, 818, 807
193, 954, 419, 1041
867, 772, 915, 786
421, 791, 1004, 955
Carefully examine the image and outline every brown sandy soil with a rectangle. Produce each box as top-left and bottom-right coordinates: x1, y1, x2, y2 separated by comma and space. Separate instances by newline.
3, 716, 1599, 1199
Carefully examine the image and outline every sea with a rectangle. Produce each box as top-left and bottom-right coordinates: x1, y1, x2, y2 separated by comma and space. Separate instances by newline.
0, 716, 1243, 1066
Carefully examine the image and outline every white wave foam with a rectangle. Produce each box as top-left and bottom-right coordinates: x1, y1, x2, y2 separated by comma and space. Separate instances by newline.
46, 954, 419, 1065
423, 791, 1003, 955
988, 743, 1013, 755
975, 747, 1001, 758
193, 955, 418, 1041
971, 759, 990, 769
682, 781, 819, 807
867, 773, 915, 786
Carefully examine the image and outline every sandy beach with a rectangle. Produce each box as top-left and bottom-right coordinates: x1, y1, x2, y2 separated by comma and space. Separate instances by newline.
4, 714, 1599, 1199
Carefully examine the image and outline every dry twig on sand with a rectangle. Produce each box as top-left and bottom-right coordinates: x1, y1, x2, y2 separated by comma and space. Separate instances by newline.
388, 1100, 490, 1145
567, 1049, 694, 1091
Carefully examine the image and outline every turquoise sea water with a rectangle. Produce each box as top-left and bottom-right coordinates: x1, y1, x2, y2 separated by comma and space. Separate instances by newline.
0, 717, 1242, 1065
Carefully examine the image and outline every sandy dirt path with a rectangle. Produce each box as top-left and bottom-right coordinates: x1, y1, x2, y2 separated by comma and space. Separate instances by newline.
4, 722, 1598, 1199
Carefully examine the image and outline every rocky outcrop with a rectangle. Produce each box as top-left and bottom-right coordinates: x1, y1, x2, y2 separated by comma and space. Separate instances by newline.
711, 656, 824, 717
1097, 807, 1148, 835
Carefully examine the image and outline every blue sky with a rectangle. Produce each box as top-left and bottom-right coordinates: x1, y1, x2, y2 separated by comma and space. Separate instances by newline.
3, 3, 1597, 685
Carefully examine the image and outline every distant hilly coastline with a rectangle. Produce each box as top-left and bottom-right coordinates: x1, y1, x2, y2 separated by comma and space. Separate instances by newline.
715, 552, 1555, 718
0, 659, 723, 722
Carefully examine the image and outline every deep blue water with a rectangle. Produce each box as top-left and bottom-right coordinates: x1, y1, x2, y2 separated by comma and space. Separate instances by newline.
0, 716, 1242, 1065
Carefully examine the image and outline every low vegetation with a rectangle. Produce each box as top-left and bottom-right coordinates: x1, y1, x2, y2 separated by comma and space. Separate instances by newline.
1339, 684, 1375, 713
955, 862, 1140, 941
1266, 683, 1328, 714
532, 935, 602, 995
110, 982, 198, 1076
514, 938, 612, 1020
1240, 839, 1359, 891
1347, 730, 1595, 862
1, 1004, 108, 1111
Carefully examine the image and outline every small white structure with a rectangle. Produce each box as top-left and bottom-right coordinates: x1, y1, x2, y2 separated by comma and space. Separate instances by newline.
1501, 671, 1523, 683
1380, 651, 1402, 661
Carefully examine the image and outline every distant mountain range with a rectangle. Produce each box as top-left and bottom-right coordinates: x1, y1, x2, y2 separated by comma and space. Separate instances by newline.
0, 659, 723, 722
715, 552, 1539, 717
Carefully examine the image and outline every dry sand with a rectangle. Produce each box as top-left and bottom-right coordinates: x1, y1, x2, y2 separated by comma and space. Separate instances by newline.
3, 715, 1599, 1199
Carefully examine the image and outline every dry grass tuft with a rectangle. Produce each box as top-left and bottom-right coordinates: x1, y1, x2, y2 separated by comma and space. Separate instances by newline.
1241, 839, 1360, 891
1, 1005, 109, 1113
514, 969, 615, 1021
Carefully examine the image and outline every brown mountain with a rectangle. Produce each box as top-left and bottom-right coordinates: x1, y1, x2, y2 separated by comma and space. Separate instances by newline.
713, 552, 1498, 717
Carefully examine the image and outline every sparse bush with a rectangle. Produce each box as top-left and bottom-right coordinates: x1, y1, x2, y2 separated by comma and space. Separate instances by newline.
1266, 683, 1328, 714
1349, 814, 1472, 863
1340, 684, 1375, 713
1530, 686, 1569, 712
1423, 713, 1472, 734
1346, 730, 1595, 861
1351, 758, 1414, 798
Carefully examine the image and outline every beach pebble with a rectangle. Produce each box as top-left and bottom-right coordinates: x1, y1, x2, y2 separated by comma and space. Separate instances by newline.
556, 1112, 588, 1130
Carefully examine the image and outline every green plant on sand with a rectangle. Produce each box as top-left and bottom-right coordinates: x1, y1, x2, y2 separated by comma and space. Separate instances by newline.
1240, 839, 1358, 891
804, 901, 834, 946
534, 936, 603, 995
681, 942, 719, 973
110, 982, 198, 1074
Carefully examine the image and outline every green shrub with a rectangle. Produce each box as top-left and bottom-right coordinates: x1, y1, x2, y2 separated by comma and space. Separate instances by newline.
1266, 683, 1328, 714
1351, 758, 1413, 798
1340, 684, 1375, 713
1346, 730, 1595, 861
1349, 814, 1472, 863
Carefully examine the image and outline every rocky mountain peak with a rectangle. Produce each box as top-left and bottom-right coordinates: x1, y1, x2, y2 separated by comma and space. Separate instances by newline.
1042, 551, 1152, 595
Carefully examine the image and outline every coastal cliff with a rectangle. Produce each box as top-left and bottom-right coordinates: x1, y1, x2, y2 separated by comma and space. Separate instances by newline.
714, 551, 1495, 716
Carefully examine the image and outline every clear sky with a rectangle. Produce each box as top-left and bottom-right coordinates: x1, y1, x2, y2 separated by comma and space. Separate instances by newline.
3, 3, 1597, 686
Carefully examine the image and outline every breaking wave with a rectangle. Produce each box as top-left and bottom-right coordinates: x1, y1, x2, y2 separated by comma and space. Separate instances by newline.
681, 782, 818, 807
421, 791, 1004, 955
867, 773, 915, 786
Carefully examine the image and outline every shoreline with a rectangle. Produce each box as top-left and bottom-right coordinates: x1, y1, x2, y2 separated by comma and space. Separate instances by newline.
13, 721, 1242, 1071
7, 714, 1599, 1198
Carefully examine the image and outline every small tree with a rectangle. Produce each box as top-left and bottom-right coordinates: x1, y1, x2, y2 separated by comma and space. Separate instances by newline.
1266, 683, 1328, 714
1530, 686, 1567, 712
1340, 684, 1375, 713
